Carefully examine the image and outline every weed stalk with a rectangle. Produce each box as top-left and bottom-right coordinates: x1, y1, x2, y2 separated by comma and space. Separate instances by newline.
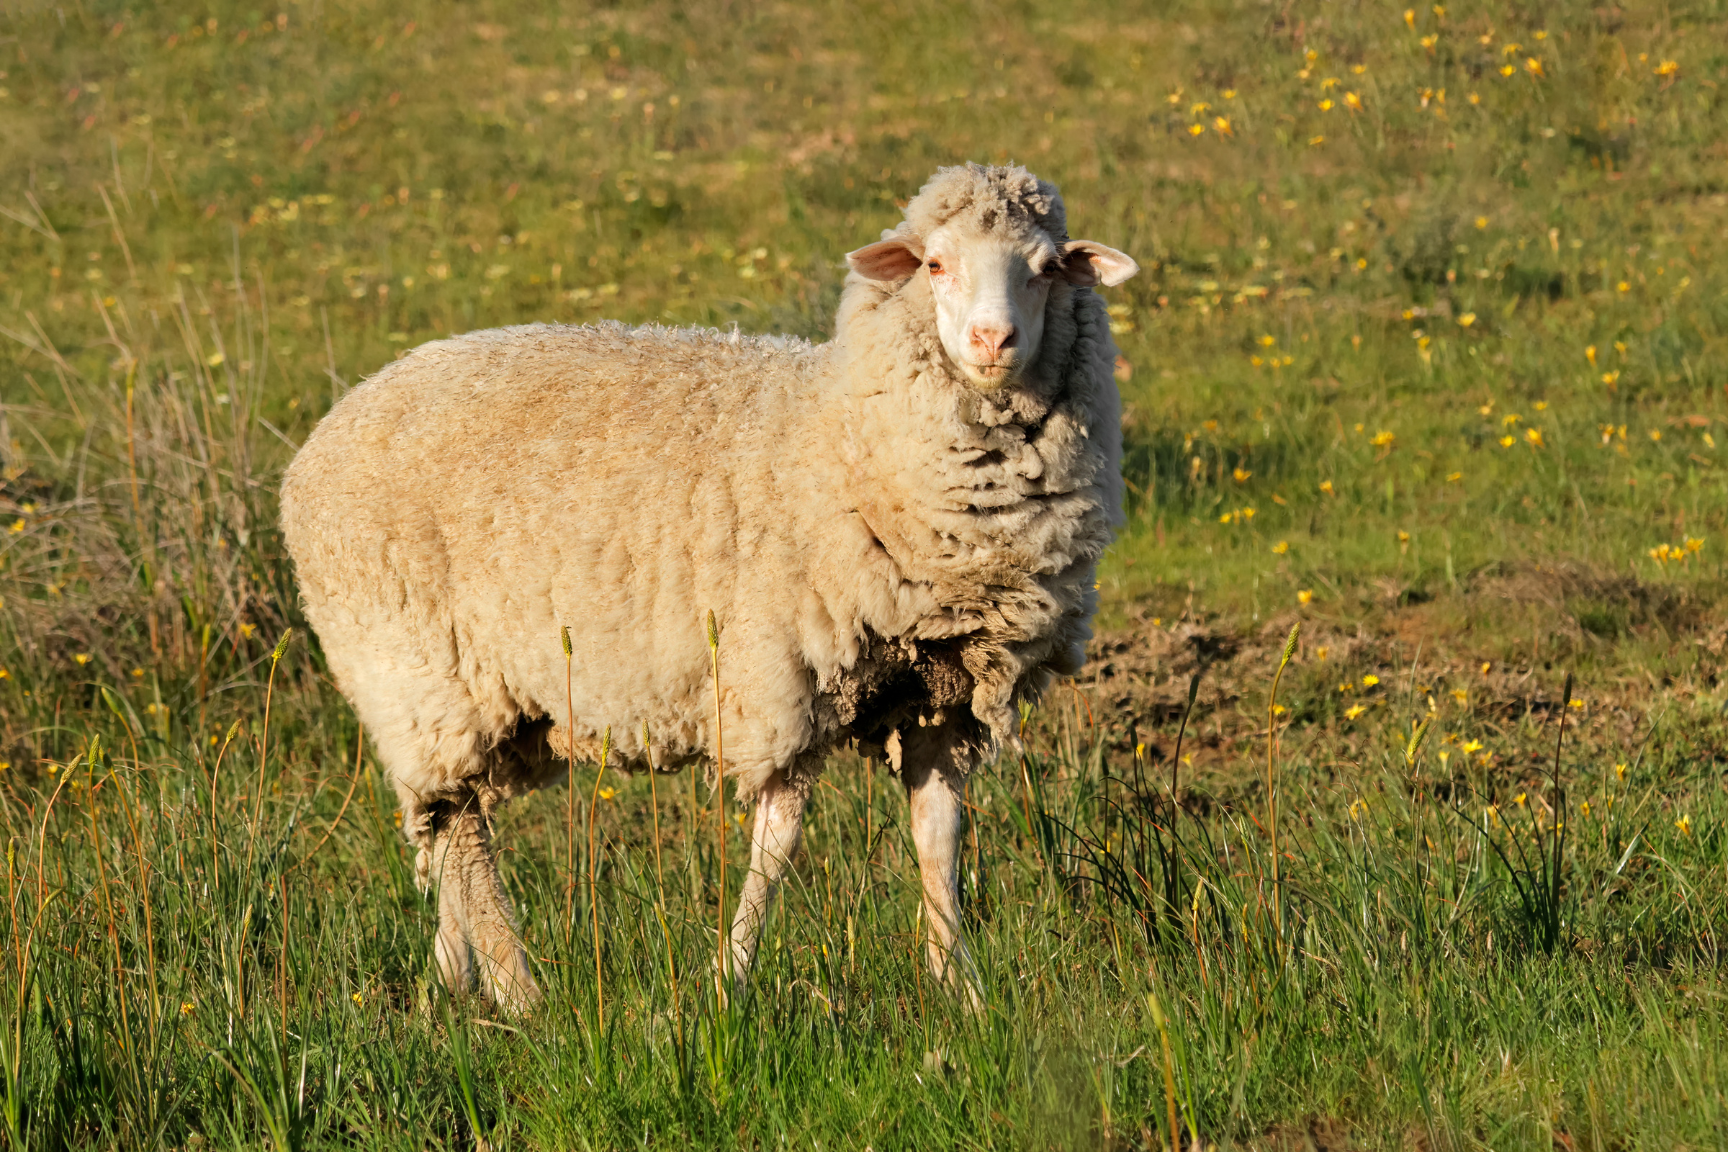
1267, 622, 1300, 949
707, 610, 727, 1001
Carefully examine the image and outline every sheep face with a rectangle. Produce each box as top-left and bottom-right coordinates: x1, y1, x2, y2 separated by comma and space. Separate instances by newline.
847, 225, 1138, 392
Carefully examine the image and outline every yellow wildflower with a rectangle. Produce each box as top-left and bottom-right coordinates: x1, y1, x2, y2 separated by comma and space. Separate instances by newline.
1362, 674, 1380, 688
1525, 57, 1545, 78
1654, 60, 1679, 77
1272, 540, 1290, 555
1370, 430, 1395, 448
1344, 704, 1366, 720
1319, 480, 1335, 496
1446, 472, 1463, 482
1463, 739, 1483, 753
1499, 435, 1515, 448
1452, 689, 1467, 704
1188, 124, 1206, 137
73, 654, 91, 666
1675, 814, 1692, 836
1457, 312, 1476, 327
1233, 467, 1252, 483
1298, 589, 1314, 605
1614, 763, 1627, 781
1525, 427, 1544, 448
1345, 92, 1363, 111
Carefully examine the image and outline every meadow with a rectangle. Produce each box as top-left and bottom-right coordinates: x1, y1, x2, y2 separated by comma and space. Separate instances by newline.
1, 0, 1727, 1147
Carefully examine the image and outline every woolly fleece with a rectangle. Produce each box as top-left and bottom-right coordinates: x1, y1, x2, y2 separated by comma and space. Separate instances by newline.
281, 163, 1126, 869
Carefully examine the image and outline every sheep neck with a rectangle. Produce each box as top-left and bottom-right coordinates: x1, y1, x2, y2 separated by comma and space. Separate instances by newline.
824, 270, 1099, 619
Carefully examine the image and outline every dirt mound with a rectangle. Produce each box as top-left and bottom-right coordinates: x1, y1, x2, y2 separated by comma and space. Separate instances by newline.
1077, 561, 1725, 777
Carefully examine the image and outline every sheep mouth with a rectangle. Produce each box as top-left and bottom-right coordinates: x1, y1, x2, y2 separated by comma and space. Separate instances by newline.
962, 362, 1019, 388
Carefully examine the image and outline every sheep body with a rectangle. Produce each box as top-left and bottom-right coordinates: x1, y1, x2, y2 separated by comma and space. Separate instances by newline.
281, 163, 1127, 1005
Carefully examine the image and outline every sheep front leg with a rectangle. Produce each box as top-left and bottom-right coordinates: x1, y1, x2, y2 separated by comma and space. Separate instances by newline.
725, 770, 806, 998
900, 728, 984, 1010
430, 803, 541, 1013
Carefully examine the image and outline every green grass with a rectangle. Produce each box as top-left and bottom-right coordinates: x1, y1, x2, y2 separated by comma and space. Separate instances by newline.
2, 0, 1728, 1147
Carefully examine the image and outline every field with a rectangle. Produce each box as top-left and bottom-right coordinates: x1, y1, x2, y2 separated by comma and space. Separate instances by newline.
2, 0, 1728, 1147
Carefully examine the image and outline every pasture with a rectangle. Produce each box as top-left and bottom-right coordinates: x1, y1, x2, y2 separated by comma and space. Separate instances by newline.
1, 1, 1726, 1147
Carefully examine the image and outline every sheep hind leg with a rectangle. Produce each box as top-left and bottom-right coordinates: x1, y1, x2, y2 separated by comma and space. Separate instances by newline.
899, 727, 984, 1011
431, 803, 541, 1013
724, 770, 807, 1000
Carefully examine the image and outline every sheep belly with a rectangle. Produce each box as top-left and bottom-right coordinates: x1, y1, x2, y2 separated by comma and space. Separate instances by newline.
280, 323, 842, 826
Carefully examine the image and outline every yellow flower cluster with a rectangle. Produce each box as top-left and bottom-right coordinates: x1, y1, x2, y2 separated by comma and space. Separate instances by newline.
1648, 538, 1704, 565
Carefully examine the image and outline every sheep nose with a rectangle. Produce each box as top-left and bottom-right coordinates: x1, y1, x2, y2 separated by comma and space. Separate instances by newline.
968, 324, 1016, 360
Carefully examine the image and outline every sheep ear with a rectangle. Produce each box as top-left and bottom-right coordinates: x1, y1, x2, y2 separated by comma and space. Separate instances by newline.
845, 237, 925, 282
1060, 240, 1139, 288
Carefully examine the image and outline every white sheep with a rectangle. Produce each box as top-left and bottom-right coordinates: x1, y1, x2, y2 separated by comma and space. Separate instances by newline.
280, 163, 1137, 1011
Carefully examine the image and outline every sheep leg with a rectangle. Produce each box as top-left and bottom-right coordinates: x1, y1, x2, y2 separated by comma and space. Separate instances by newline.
725, 770, 806, 997
900, 730, 984, 1009
433, 884, 475, 996
430, 803, 541, 1013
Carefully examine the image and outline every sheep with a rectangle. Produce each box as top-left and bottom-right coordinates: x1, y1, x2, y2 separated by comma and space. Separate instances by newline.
280, 162, 1137, 1012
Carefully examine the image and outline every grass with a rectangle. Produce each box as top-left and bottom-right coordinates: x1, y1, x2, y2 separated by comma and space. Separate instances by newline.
2, 0, 1727, 1147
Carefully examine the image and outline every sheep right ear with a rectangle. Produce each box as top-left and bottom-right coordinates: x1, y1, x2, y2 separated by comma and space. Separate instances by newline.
845, 237, 926, 282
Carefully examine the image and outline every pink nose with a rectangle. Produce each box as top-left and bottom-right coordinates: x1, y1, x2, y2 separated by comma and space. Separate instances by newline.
968, 324, 1016, 360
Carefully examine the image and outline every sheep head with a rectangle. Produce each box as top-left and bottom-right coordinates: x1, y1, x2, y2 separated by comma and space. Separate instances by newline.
845, 163, 1138, 392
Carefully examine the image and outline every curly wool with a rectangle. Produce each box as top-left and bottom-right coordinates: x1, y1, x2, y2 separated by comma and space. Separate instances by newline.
897, 162, 1069, 245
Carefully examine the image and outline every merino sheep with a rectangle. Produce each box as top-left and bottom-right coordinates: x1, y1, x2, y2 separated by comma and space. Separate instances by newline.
281, 163, 1137, 1011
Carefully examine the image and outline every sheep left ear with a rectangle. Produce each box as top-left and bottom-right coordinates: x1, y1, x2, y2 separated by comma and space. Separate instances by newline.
845, 236, 926, 282
1060, 241, 1139, 288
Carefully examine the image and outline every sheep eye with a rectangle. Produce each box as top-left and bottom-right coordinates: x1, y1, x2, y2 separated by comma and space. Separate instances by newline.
927, 260, 943, 273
